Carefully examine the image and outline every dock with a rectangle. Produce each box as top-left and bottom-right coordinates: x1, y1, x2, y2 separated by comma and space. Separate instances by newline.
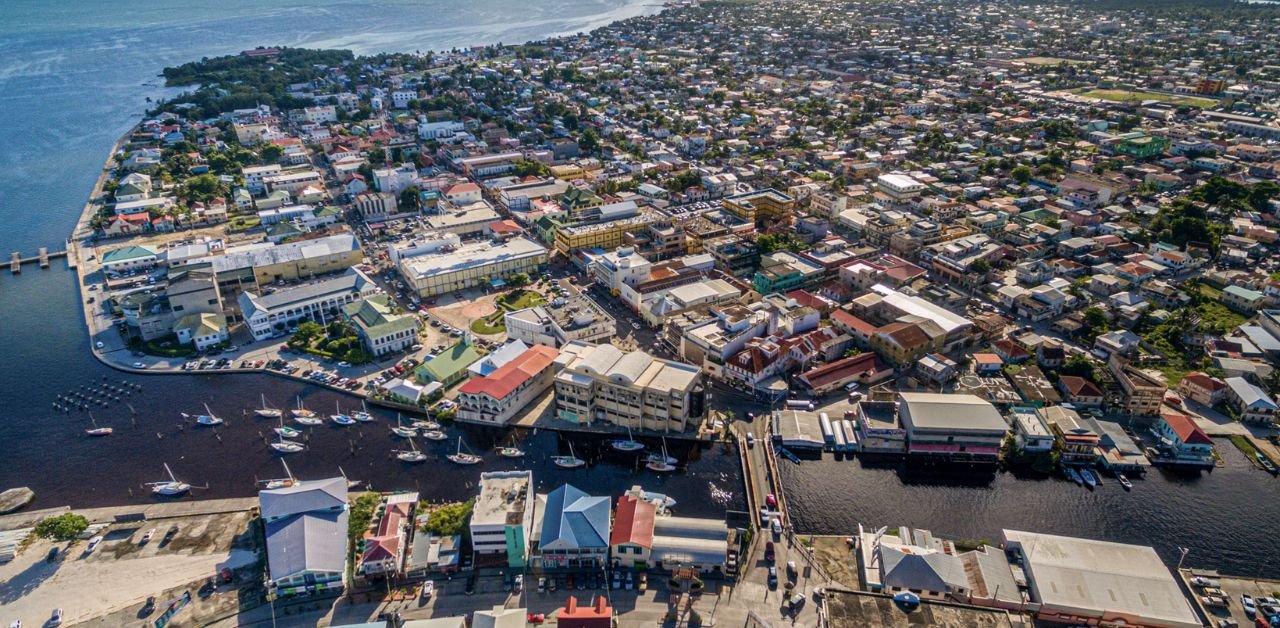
8, 247, 68, 274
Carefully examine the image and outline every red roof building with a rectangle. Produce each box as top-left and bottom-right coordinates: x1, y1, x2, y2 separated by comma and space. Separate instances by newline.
1160, 413, 1213, 446
558, 596, 612, 628
456, 345, 559, 425
798, 352, 892, 395
609, 495, 655, 567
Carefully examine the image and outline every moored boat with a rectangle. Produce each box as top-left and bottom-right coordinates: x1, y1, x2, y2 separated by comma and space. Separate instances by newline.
552, 441, 585, 469
391, 414, 418, 438
1080, 468, 1097, 488
396, 437, 427, 463
270, 436, 305, 454
447, 436, 482, 465
255, 394, 283, 419
1257, 452, 1278, 475
1065, 467, 1083, 485
185, 403, 223, 426
292, 396, 319, 421
422, 429, 447, 441
147, 463, 191, 496
1116, 471, 1133, 490
610, 427, 645, 453
497, 447, 525, 458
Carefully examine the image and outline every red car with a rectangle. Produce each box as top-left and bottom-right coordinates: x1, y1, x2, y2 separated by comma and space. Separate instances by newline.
219, 567, 233, 584
765, 541, 775, 563
527, 613, 546, 624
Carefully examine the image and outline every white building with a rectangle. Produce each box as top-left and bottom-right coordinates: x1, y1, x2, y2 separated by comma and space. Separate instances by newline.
505, 295, 616, 348
398, 237, 547, 298
374, 163, 419, 196
456, 345, 559, 425
238, 267, 379, 341
470, 471, 535, 569
553, 341, 704, 433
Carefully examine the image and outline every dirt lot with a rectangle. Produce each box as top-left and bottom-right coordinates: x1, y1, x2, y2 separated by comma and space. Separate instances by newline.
0, 511, 260, 627
809, 536, 861, 591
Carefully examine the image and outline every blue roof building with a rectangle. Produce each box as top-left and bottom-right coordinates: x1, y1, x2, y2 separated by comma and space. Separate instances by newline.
534, 484, 611, 569
260, 477, 349, 596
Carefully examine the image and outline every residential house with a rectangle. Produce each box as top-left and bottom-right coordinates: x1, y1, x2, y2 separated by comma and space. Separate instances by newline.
1176, 372, 1228, 407
174, 312, 229, 350
359, 498, 413, 577
1058, 375, 1104, 408
1225, 376, 1279, 424
1153, 413, 1215, 466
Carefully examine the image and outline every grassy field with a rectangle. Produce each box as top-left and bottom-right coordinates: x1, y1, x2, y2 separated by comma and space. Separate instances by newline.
1070, 88, 1217, 108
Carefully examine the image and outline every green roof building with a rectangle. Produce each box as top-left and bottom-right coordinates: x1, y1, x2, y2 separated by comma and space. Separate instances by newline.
415, 337, 485, 387
341, 295, 419, 357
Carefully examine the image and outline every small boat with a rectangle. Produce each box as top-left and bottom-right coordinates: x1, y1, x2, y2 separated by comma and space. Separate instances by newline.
497, 446, 525, 458
1080, 468, 1097, 488
258, 461, 297, 489
1065, 467, 1083, 485
552, 441, 585, 469
292, 397, 319, 423
422, 429, 447, 441
255, 394, 283, 419
1256, 452, 1278, 475
330, 401, 356, 426
646, 455, 676, 473
147, 463, 191, 496
185, 403, 223, 426
1116, 471, 1133, 490
448, 436, 483, 465
85, 413, 112, 437
274, 415, 301, 439
339, 466, 362, 489
396, 437, 428, 463
270, 435, 305, 454
610, 426, 645, 453
351, 401, 374, 423
411, 419, 440, 430
391, 414, 418, 438
646, 437, 678, 467
641, 490, 676, 509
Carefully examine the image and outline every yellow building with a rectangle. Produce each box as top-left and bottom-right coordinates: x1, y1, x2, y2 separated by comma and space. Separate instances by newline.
399, 236, 548, 297
553, 212, 659, 256
549, 165, 586, 181
721, 189, 795, 226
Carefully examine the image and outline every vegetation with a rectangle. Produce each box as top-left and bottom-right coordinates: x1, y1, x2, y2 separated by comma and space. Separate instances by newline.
288, 320, 374, 364
422, 499, 474, 536
156, 48, 355, 119
1069, 88, 1216, 108
1230, 435, 1258, 458
348, 493, 382, 543
34, 513, 90, 541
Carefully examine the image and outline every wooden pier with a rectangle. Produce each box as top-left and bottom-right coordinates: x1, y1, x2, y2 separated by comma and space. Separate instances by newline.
8, 247, 68, 274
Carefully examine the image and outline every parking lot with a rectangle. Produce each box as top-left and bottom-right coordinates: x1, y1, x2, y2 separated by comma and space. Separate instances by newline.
1184, 570, 1280, 627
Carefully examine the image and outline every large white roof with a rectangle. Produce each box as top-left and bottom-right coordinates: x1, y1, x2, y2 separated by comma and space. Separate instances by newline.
871, 284, 971, 334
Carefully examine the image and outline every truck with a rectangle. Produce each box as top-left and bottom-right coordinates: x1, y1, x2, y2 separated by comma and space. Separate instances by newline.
786, 399, 815, 411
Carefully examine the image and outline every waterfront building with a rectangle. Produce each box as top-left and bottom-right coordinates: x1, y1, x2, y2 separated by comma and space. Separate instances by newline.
1040, 406, 1100, 465
1002, 530, 1201, 628
173, 312, 229, 350
259, 478, 348, 596
414, 338, 485, 387
184, 233, 363, 290
397, 236, 547, 298
532, 484, 610, 570
898, 393, 1008, 463
553, 341, 704, 433
1153, 413, 1216, 466
857, 525, 969, 600
1009, 406, 1054, 454
610, 494, 655, 569
504, 295, 615, 349
456, 345, 559, 425
1224, 376, 1280, 424
358, 494, 415, 577
341, 295, 419, 357
239, 267, 379, 341
471, 471, 535, 569
100, 245, 160, 272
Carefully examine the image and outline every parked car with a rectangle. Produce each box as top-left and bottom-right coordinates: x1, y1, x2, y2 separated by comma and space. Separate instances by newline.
526, 613, 546, 625
765, 541, 775, 563
767, 566, 777, 587
49, 609, 63, 627
537, 577, 546, 593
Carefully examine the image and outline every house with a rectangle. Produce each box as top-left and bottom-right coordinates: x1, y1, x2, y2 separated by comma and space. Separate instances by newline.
916, 353, 958, 385
1041, 406, 1099, 465
100, 245, 160, 272
533, 484, 610, 570
359, 498, 413, 577
1225, 376, 1279, 424
1057, 375, 1104, 408
1010, 406, 1055, 453
1222, 285, 1268, 314
174, 312, 228, 350
870, 321, 942, 367
342, 295, 420, 357
990, 339, 1030, 364
1094, 330, 1140, 357
1176, 372, 1228, 407
414, 338, 485, 387
1153, 413, 1215, 466
610, 494, 655, 569
972, 353, 1003, 375
259, 478, 349, 596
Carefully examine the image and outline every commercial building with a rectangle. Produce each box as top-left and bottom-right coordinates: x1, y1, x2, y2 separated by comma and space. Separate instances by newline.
504, 295, 615, 348
554, 341, 704, 433
1041, 406, 1100, 465
259, 478, 349, 597
721, 188, 795, 225
470, 471, 535, 569
174, 312, 229, 350
415, 338, 486, 387
797, 352, 893, 395
1002, 529, 1201, 628
898, 393, 1008, 463
101, 245, 160, 272
239, 267, 379, 341
610, 494, 656, 569
341, 295, 419, 357
532, 484, 610, 570
456, 344, 559, 425
398, 236, 548, 297
183, 233, 364, 290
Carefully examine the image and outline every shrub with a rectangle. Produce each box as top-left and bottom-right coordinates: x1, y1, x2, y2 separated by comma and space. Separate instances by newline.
34, 513, 89, 541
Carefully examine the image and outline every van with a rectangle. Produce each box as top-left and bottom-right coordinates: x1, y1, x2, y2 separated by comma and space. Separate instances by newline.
844, 381, 860, 392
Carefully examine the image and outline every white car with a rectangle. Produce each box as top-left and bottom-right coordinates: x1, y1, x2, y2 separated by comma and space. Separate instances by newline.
132, 362, 146, 369
338, 361, 352, 368
85, 536, 102, 553
95, 341, 105, 349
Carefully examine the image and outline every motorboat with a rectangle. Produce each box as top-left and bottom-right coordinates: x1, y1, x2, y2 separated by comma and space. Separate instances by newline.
1116, 471, 1133, 490
552, 441, 585, 469
1065, 467, 1083, 485
392, 414, 418, 438
396, 437, 428, 463
1080, 468, 1097, 488
147, 463, 191, 496
609, 427, 645, 453
255, 394, 283, 419
422, 429, 447, 441
447, 436, 482, 465
1257, 452, 1278, 475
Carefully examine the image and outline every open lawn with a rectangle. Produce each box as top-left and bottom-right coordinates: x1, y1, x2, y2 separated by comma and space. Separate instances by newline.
467, 289, 545, 335
1070, 88, 1216, 108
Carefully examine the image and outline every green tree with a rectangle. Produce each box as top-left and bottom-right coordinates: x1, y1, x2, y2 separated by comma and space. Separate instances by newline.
1060, 354, 1097, 381
399, 186, 420, 211
578, 129, 601, 154
1011, 165, 1033, 184
260, 144, 284, 163
423, 499, 474, 536
34, 513, 89, 541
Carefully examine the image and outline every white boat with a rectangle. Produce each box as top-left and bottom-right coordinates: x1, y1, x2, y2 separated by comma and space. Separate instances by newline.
351, 401, 374, 422
1080, 468, 1097, 488
552, 441, 585, 469
447, 436, 483, 465
85, 413, 112, 437
636, 488, 676, 509
646, 437, 678, 466
255, 394, 283, 419
610, 426, 645, 453
270, 435, 305, 454
396, 437, 428, 463
392, 414, 418, 438
330, 401, 356, 426
1116, 471, 1133, 490
339, 466, 362, 489
411, 419, 440, 430
292, 397, 320, 423
422, 429, 447, 441
274, 415, 301, 439
257, 461, 297, 489
496, 434, 525, 458
185, 403, 223, 426
147, 463, 192, 496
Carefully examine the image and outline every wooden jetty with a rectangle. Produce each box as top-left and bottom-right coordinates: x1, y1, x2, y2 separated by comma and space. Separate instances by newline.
8, 247, 69, 274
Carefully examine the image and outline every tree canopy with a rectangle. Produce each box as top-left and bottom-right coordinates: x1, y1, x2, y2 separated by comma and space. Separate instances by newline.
34, 513, 89, 541
423, 499, 473, 536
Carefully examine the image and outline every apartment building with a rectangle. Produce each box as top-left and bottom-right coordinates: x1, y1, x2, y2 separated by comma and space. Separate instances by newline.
554, 341, 704, 433
1108, 354, 1167, 417
470, 471, 535, 569
456, 345, 559, 425
721, 188, 795, 226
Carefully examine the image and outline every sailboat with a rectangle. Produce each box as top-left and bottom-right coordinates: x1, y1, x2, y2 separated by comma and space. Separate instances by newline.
292, 396, 320, 424
147, 463, 192, 496
339, 465, 362, 489
646, 438, 676, 472
274, 415, 301, 439
396, 437, 428, 463
330, 401, 356, 426
85, 412, 113, 437
258, 460, 297, 490
609, 426, 645, 453
552, 441, 585, 469
392, 414, 418, 438
421, 428, 447, 441
496, 434, 525, 458
255, 394, 283, 419
447, 436, 482, 465
411, 419, 440, 431
184, 403, 223, 426
351, 400, 374, 423
270, 434, 305, 454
